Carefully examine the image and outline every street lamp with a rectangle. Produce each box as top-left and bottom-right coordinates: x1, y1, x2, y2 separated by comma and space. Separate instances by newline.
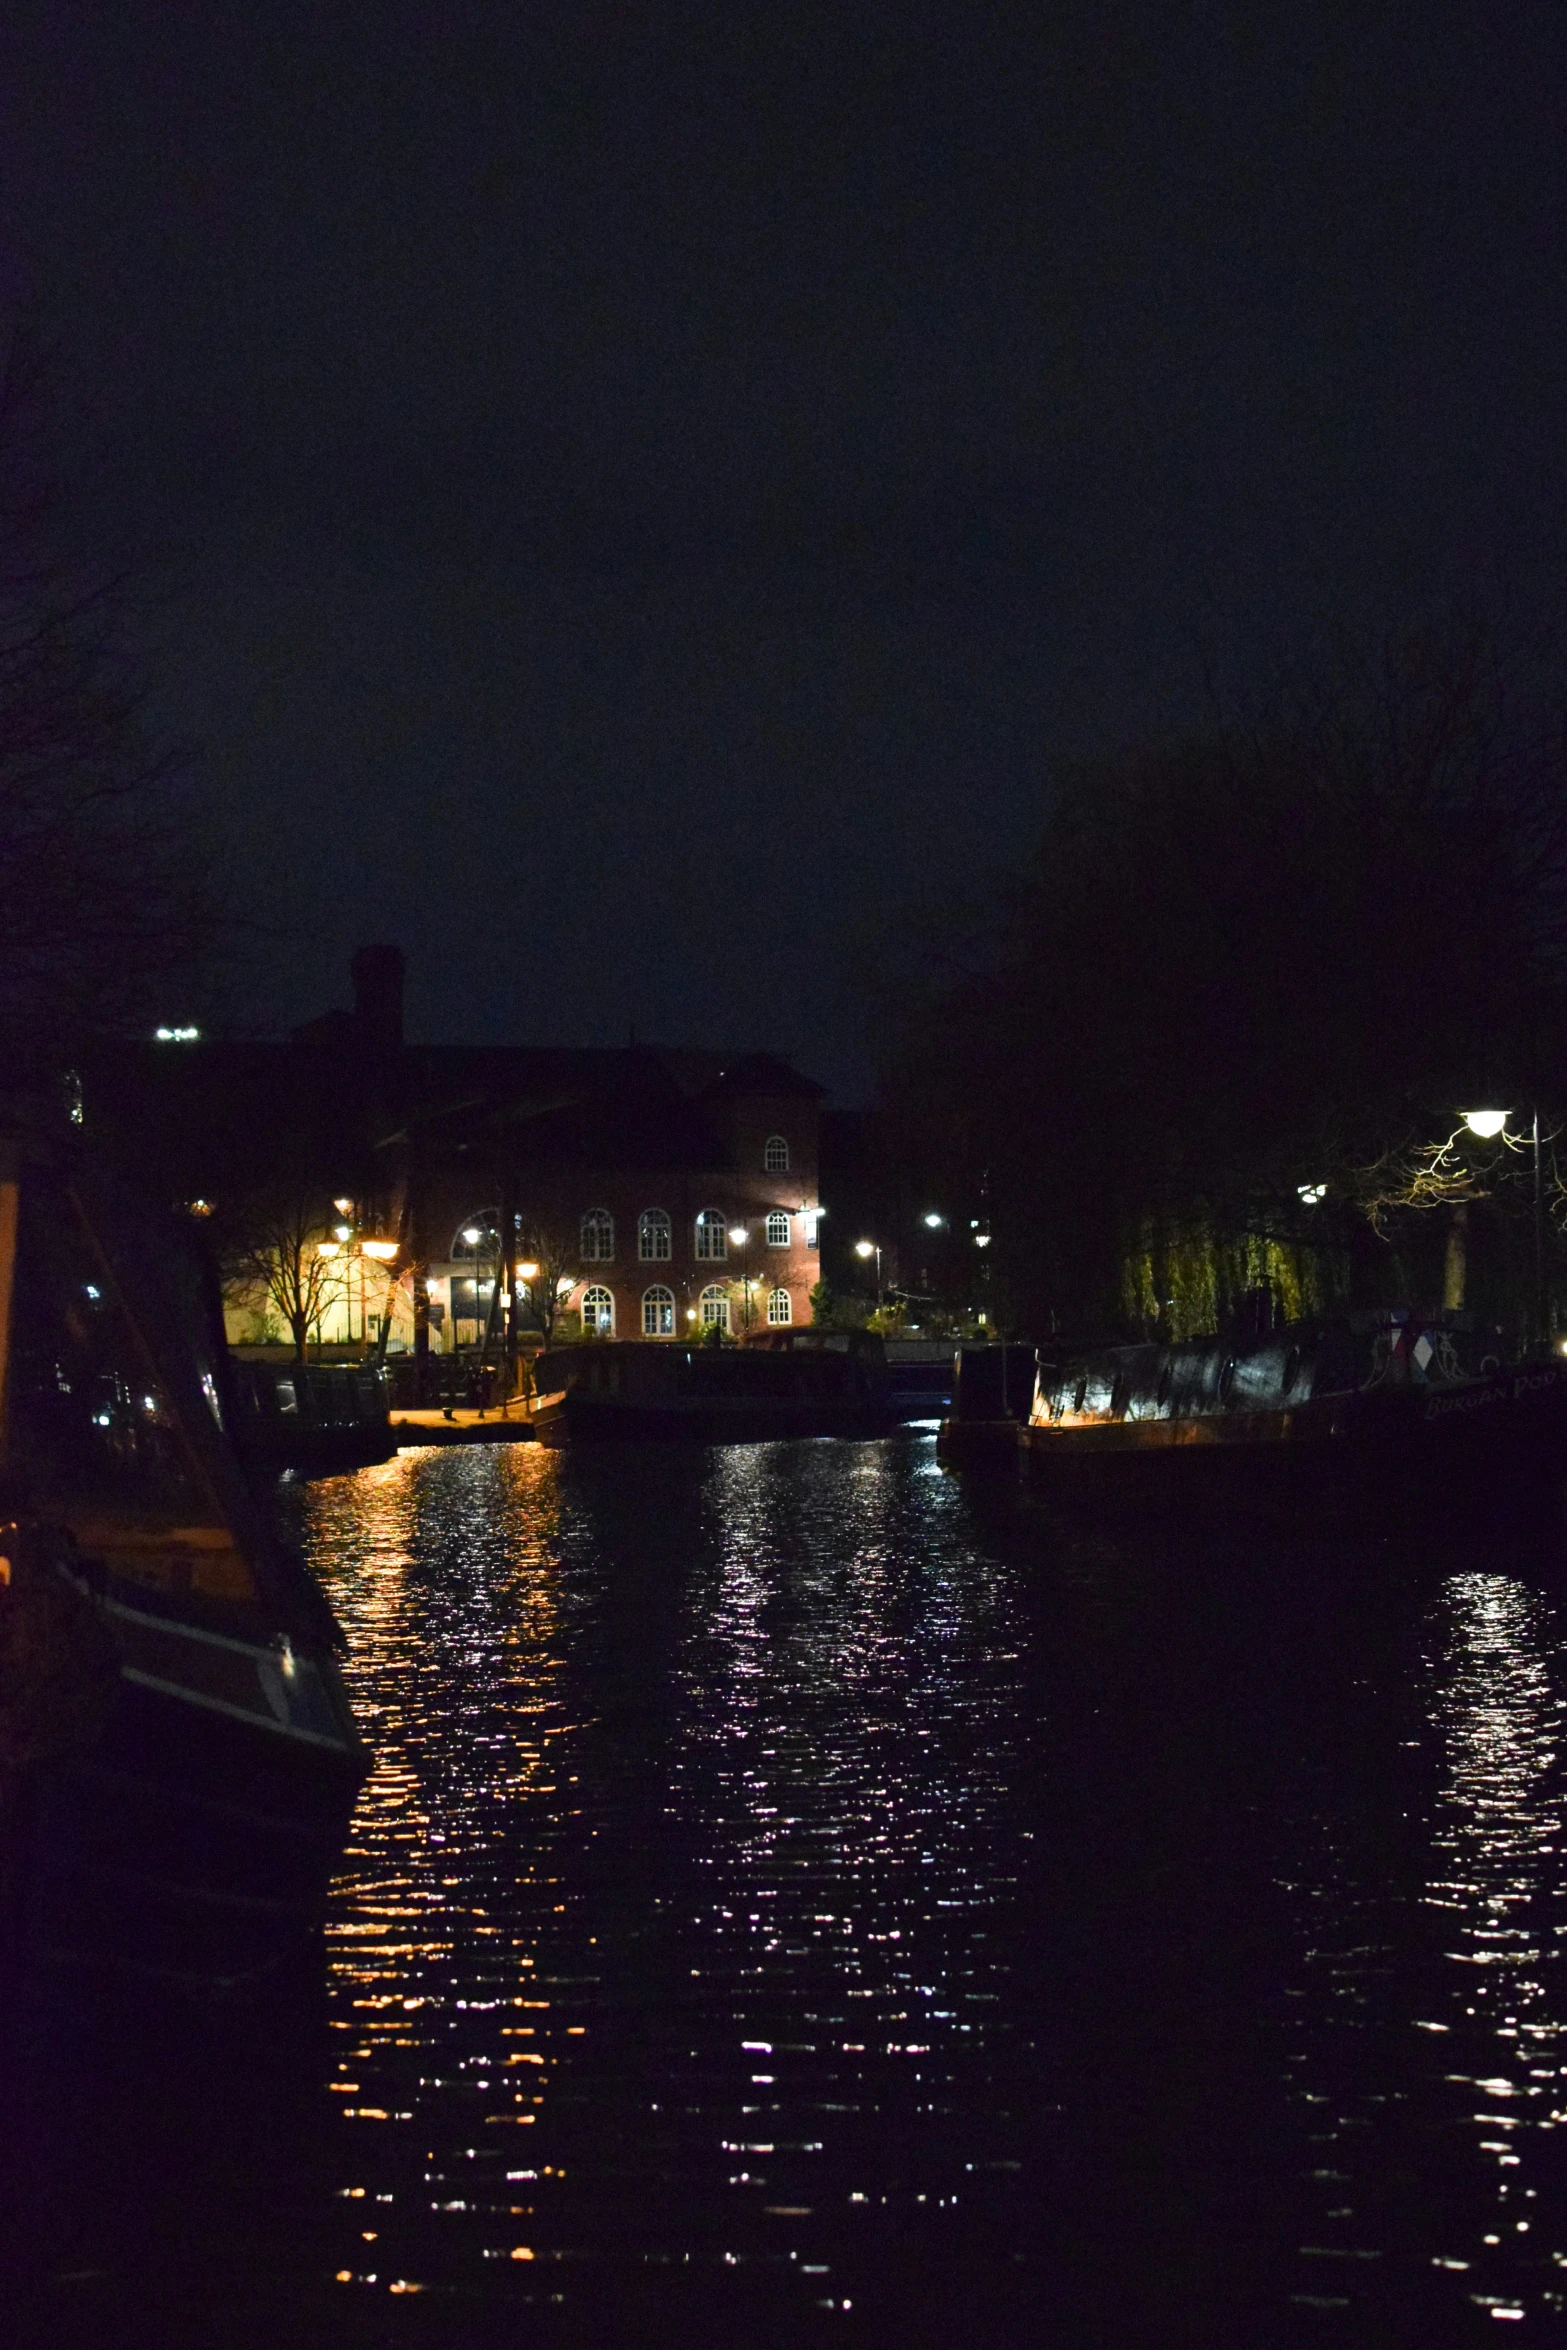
854, 1237, 883, 1310
729, 1226, 752, 1332
923, 1212, 944, 1229
1461, 1106, 1548, 1349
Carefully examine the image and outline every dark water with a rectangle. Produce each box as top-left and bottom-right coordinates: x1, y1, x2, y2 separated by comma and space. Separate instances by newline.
7, 1432, 1567, 2346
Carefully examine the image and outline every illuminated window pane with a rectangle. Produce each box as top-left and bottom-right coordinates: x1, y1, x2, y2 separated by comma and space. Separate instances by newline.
638, 1208, 672, 1261
641, 1285, 675, 1336
695, 1210, 727, 1261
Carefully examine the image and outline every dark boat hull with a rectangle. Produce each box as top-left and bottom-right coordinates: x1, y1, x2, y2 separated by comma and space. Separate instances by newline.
1, 1573, 365, 1991
18, 1705, 360, 1990
533, 1391, 895, 1447
1017, 1361, 1567, 1531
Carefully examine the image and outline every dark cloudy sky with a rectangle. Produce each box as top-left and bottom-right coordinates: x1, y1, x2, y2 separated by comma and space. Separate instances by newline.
2, 3, 1562, 1090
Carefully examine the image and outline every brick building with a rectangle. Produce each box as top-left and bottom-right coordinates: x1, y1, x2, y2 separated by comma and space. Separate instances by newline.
82, 948, 827, 1362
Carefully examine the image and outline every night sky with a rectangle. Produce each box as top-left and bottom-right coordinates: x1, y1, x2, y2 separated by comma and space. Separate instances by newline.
3, 3, 1562, 1092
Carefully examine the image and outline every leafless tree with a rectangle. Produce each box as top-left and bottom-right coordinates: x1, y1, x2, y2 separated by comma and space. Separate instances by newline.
222, 1192, 348, 1364
0, 320, 214, 1076
513, 1219, 577, 1347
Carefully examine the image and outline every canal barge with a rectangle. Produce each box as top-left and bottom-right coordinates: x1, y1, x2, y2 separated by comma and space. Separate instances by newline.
0, 1124, 366, 1990
527, 1329, 895, 1445
1011, 1311, 1567, 1525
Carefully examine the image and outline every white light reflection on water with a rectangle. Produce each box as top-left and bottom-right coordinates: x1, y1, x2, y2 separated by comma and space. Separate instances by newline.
671, 1442, 1031, 2294
1281, 1568, 1567, 2329
288, 1435, 1041, 2326
1421, 1573, 1567, 2323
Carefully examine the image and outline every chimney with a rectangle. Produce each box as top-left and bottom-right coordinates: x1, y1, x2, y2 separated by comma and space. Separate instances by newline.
351, 943, 405, 1048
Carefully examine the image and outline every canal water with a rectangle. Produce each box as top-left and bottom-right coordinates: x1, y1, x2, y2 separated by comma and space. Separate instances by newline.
6, 1430, 1567, 2345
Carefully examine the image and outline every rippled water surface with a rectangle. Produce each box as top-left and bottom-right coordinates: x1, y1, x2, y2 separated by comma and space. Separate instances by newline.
10, 1432, 1567, 2346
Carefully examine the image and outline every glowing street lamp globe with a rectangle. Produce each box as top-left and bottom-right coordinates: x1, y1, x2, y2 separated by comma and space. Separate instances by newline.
1461, 1108, 1509, 1141
854, 1240, 875, 1259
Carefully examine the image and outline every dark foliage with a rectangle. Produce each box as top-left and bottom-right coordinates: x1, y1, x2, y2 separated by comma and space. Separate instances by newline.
888, 621, 1567, 1334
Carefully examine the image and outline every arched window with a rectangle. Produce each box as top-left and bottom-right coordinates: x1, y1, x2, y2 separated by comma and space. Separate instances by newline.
695, 1210, 727, 1261
581, 1285, 615, 1335
642, 1285, 675, 1336
765, 1210, 791, 1247
699, 1283, 730, 1332
580, 1209, 614, 1262
638, 1208, 672, 1262
766, 1287, 792, 1326
764, 1134, 789, 1173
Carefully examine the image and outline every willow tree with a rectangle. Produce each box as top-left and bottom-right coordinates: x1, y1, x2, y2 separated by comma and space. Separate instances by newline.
888, 618, 1567, 1338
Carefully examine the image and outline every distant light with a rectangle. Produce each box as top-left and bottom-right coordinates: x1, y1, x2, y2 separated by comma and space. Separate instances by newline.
1297, 1182, 1326, 1206
154, 1024, 200, 1043
923, 1213, 944, 1229
686, 1308, 699, 1320
333, 1196, 353, 1215
84, 1284, 100, 1300
462, 1226, 482, 1247
518, 1261, 540, 1280
855, 1240, 875, 1258
974, 1234, 991, 1249
556, 1275, 575, 1294
360, 1238, 398, 1260
188, 1198, 214, 1218
729, 1227, 749, 1246
317, 1240, 340, 1257
333, 1223, 352, 1241
1461, 1108, 1509, 1140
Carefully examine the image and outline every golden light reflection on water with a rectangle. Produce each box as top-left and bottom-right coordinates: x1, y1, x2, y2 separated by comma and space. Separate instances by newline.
288, 1436, 1036, 2318
297, 1446, 579, 2295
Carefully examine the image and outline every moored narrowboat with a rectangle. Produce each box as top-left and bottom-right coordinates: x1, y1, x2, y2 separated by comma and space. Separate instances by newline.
1013, 1310, 1567, 1525
527, 1329, 895, 1446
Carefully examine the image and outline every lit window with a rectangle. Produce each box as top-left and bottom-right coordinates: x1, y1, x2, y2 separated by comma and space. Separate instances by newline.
699, 1283, 730, 1331
765, 1211, 791, 1247
695, 1210, 727, 1261
642, 1285, 675, 1336
581, 1285, 614, 1334
581, 1209, 614, 1262
766, 1287, 792, 1326
764, 1134, 789, 1173
638, 1208, 672, 1262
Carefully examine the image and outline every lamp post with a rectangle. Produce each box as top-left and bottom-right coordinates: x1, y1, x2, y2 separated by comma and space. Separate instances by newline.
854, 1237, 883, 1311
1461, 1106, 1548, 1351
729, 1227, 751, 1334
